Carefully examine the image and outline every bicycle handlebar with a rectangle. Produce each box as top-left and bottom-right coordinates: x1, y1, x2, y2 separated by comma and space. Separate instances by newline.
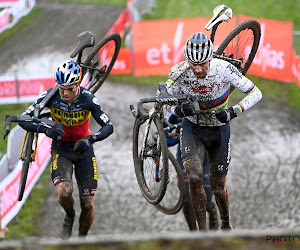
4, 114, 63, 139
130, 92, 201, 119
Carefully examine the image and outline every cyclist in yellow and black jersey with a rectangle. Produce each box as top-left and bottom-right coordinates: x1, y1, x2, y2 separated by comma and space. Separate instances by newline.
19, 60, 113, 239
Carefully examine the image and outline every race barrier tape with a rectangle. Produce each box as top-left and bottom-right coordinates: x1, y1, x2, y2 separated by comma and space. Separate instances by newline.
0, 74, 54, 104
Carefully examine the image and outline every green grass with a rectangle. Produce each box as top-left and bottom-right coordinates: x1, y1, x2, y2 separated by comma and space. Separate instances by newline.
4, 166, 51, 239
0, 103, 31, 156
144, 0, 300, 55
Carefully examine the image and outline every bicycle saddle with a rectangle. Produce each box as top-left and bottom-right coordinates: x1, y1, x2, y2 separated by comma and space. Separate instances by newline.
205, 5, 233, 31
70, 31, 95, 58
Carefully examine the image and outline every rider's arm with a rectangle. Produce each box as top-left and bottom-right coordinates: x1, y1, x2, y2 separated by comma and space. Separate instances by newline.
225, 63, 262, 115
89, 96, 113, 142
18, 89, 52, 133
165, 62, 189, 116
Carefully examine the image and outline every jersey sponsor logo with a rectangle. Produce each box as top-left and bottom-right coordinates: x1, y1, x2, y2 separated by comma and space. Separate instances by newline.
100, 113, 109, 123
53, 177, 61, 185
52, 154, 59, 170
92, 97, 100, 105
226, 64, 242, 78
92, 157, 98, 180
192, 85, 212, 94
50, 107, 91, 126
25, 105, 35, 114
38, 90, 48, 99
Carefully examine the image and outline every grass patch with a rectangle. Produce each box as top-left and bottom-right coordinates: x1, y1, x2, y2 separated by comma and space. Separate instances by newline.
4, 166, 51, 239
0, 103, 31, 156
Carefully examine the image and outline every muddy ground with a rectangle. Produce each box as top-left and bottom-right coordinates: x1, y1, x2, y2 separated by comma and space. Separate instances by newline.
0, 0, 299, 239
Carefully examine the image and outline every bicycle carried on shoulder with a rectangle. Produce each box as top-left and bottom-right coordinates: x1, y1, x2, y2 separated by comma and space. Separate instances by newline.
130, 4, 261, 214
4, 31, 121, 201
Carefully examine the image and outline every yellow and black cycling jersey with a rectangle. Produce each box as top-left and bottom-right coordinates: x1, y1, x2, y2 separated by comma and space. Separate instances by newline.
21, 86, 113, 142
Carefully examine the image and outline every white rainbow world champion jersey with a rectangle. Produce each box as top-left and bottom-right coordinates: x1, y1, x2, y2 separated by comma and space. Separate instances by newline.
166, 58, 262, 127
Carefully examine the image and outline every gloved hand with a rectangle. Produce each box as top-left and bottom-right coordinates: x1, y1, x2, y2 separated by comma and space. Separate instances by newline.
215, 107, 237, 123
74, 135, 94, 154
175, 103, 195, 116
39, 126, 64, 141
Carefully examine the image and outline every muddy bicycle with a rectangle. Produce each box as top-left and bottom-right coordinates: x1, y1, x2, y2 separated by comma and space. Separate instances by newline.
4, 31, 121, 201
130, 4, 261, 214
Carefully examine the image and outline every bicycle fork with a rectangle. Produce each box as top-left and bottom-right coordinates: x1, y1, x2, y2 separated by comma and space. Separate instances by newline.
19, 131, 39, 162
141, 109, 162, 182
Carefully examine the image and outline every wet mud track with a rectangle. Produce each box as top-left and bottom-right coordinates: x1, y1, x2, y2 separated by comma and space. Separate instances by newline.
36, 81, 300, 237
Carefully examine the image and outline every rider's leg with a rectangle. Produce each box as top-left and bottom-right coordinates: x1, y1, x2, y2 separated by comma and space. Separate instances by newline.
176, 146, 197, 231
75, 145, 98, 237
56, 182, 75, 239
79, 196, 95, 236
210, 176, 232, 230
180, 119, 207, 230
208, 123, 232, 230
203, 154, 219, 230
50, 144, 76, 239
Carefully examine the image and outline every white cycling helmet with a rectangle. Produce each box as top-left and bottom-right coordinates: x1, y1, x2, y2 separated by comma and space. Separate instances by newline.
55, 60, 82, 86
184, 32, 213, 64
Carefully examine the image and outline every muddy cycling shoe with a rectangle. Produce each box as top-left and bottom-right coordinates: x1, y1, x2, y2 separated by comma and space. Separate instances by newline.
208, 206, 219, 230
61, 212, 75, 239
221, 218, 233, 230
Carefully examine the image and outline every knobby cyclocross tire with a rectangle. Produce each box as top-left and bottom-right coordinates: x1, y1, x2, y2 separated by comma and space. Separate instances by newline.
215, 19, 261, 76
133, 115, 169, 204
154, 149, 185, 214
83, 32, 121, 94
18, 131, 34, 201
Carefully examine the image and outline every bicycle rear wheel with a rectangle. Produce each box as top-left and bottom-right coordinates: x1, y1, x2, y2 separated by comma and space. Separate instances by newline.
18, 131, 34, 201
82, 32, 121, 94
154, 149, 185, 214
133, 114, 169, 204
215, 19, 261, 75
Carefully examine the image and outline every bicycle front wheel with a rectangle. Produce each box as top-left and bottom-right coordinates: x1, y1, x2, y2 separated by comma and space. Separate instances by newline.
82, 32, 121, 94
154, 149, 185, 214
133, 115, 169, 204
215, 19, 261, 75
18, 131, 34, 201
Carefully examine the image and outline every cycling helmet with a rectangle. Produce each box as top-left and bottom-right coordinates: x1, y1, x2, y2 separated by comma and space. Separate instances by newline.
55, 60, 82, 86
184, 32, 213, 64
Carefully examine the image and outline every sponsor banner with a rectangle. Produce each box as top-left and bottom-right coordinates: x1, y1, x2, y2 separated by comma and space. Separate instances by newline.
0, 0, 35, 34
0, 134, 51, 229
131, 16, 238, 76
131, 15, 294, 83
0, 74, 55, 104
0, 9, 9, 31
110, 48, 131, 75
292, 52, 300, 87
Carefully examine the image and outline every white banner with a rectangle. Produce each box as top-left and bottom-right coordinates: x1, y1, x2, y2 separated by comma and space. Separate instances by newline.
0, 134, 51, 229
0, 0, 35, 33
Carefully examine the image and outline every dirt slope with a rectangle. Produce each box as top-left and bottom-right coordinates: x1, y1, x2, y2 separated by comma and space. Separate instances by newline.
1, 0, 300, 239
